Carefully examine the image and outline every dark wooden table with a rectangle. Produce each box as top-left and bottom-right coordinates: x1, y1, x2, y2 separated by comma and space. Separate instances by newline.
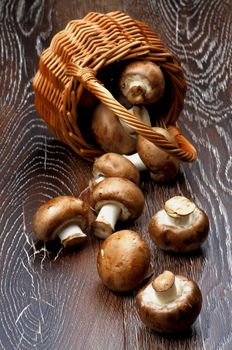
1, 1, 231, 349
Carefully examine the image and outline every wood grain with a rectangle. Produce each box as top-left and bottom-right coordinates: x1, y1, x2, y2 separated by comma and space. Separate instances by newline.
0, 1, 231, 349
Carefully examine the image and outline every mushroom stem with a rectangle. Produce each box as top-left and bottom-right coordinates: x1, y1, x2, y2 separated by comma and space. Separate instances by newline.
57, 223, 87, 248
124, 78, 149, 105
123, 153, 146, 172
152, 271, 177, 304
89, 175, 105, 191
93, 203, 121, 239
164, 196, 197, 225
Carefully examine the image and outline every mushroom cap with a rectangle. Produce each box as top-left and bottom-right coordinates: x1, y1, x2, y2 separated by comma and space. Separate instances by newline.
91, 102, 136, 154
33, 196, 89, 242
119, 60, 165, 105
97, 230, 151, 292
91, 177, 144, 221
136, 275, 202, 333
136, 127, 180, 183
148, 197, 209, 252
92, 153, 140, 185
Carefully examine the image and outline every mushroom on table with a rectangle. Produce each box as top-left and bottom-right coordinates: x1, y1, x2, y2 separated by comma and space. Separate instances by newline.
91, 152, 140, 188
149, 196, 209, 252
91, 177, 144, 239
136, 270, 202, 333
33, 196, 89, 248
97, 230, 152, 292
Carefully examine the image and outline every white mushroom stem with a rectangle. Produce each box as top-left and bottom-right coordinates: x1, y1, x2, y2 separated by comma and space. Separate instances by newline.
123, 153, 146, 172
93, 204, 121, 239
163, 196, 197, 225
157, 209, 195, 227
89, 175, 105, 191
152, 271, 178, 304
57, 223, 87, 245
123, 76, 150, 104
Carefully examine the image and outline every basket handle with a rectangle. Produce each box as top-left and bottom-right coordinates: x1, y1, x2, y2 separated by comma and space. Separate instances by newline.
66, 64, 197, 162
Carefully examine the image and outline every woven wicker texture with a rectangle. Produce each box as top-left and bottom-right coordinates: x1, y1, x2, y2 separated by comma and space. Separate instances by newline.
33, 11, 197, 162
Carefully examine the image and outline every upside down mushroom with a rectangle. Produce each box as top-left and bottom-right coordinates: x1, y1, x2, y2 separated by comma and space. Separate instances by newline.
149, 196, 209, 252
33, 196, 89, 248
97, 230, 152, 292
136, 270, 202, 333
119, 60, 165, 105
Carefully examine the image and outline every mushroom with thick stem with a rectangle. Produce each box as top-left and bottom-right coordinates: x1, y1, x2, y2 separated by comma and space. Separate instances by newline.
90, 152, 140, 189
91, 177, 144, 239
97, 230, 152, 292
136, 270, 202, 333
119, 60, 165, 105
124, 127, 180, 183
91, 102, 151, 155
148, 196, 209, 252
32, 196, 89, 248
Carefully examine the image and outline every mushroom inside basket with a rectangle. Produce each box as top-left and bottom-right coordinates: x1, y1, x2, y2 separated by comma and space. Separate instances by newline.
33, 11, 197, 162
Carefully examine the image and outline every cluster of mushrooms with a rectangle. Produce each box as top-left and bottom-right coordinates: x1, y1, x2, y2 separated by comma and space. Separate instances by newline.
33, 60, 210, 334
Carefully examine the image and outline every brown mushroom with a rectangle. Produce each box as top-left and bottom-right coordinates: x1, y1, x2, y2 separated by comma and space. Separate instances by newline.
97, 230, 152, 292
149, 196, 209, 252
136, 127, 180, 182
136, 271, 202, 333
91, 103, 151, 154
91, 102, 136, 154
91, 177, 144, 239
119, 60, 165, 105
32, 196, 89, 248
91, 152, 140, 188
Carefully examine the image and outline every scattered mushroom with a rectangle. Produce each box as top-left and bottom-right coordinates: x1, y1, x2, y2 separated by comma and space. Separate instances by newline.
97, 230, 152, 292
136, 270, 202, 333
33, 196, 89, 248
91, 152, 140, 189
119, 60, 165, 105
91, 177, 144, 239
124, 127, 180, 182
149, 196, 209, 252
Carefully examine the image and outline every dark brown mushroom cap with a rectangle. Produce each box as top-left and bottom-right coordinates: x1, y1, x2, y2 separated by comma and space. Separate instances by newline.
33, 196, 89, 242
97, 230, 151, 292
92, 153, 140, 185
91, 177, 144, 221
91, 102, 136, 154
136, 275, 202, 333
148, 207, 209, 252
136, 127, 180, 183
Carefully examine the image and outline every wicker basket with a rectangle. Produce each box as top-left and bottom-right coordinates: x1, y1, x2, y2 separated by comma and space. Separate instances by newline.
33, 11, 197, 162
